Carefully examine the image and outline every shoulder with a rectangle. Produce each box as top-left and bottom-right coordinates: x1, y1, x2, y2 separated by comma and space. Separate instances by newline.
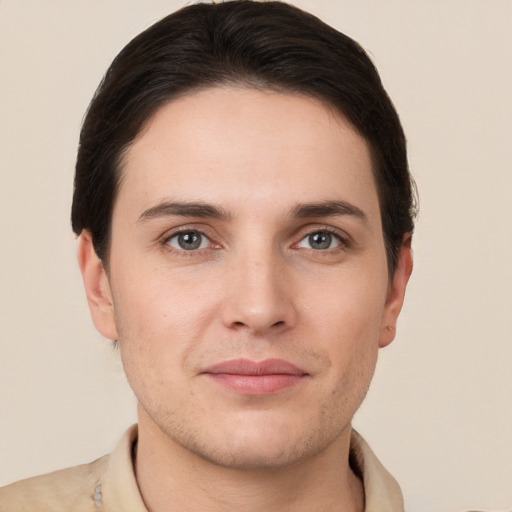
0, 455, 108, 512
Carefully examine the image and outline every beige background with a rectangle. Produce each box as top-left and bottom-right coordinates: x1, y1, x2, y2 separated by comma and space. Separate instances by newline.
1, 1, 511, 510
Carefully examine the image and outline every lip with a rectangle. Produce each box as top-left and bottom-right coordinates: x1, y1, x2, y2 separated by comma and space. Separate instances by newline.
202, 358, 308, 395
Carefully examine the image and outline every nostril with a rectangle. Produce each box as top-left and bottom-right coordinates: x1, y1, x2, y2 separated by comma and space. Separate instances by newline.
272, 321, 285, 327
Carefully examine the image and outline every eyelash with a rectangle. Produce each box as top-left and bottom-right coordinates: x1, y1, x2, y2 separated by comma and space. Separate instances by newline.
161, 228, 218, 255
160, 225, 350, 256
295, 227, 350, 252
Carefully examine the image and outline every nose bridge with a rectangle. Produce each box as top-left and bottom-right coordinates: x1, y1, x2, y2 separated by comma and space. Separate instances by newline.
222, 236, 295, 334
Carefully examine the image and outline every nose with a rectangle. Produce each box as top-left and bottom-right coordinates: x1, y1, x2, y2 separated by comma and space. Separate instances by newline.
221, 247, 297, 336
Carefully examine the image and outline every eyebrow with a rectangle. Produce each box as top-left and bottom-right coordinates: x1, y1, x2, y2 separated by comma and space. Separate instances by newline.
138, 200, 232, 223
290, 200, 368, 224
137, 199, 367, 225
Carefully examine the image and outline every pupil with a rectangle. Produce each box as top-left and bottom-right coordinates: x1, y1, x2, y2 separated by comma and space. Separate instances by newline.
179, 232, 201, 250
310, 232, 331, 250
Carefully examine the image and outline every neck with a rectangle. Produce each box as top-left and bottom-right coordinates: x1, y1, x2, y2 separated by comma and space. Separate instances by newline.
134, 407, 364, 512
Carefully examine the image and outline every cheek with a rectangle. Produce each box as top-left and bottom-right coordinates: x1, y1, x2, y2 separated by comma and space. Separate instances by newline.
113, 260, 214, 327
306, 267, 388, 339
303, 268, 387, 390
110, 265, 221, 378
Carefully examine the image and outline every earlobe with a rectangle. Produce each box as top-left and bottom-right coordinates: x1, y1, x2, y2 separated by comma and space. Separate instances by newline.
379, 235, 413, 348
77, 231, 118, 341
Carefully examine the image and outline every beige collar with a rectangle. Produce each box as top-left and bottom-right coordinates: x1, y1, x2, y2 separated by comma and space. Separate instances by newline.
350, 430, 405, 512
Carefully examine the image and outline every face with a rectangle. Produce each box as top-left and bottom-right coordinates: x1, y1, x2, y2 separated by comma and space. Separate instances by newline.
80, 87, 410, 470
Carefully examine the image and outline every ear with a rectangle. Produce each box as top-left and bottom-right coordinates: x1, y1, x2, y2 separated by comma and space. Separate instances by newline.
379, 234, 413, 348
77, 231, 118, 341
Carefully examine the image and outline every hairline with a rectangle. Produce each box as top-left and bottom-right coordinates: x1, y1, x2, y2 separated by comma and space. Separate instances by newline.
100, 82, 390, 273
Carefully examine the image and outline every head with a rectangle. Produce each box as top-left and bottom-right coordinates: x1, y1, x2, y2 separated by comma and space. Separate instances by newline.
74, 1, 415, 471
71, 0, 415, 275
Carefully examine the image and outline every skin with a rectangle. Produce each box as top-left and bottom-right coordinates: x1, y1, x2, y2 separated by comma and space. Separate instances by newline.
78, 87, 412, 512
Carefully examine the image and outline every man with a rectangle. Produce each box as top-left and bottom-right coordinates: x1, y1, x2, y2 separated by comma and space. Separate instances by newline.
0, 1, 415, 510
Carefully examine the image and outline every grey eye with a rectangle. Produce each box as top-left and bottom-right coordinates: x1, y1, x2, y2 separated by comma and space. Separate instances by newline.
309, 232, 332, 250
298, 231, 341, 250
167, 231, 208, 250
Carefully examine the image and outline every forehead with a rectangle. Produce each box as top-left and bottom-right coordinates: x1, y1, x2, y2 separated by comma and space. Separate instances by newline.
116, 86, 379, 222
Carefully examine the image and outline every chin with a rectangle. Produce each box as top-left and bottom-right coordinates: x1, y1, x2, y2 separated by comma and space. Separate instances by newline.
185, 435, 321, 471
165, 412, 349, 471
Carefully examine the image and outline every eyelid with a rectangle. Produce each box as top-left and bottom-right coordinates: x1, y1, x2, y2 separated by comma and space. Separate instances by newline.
160, 225, 222, 253
157, 223, 351, 253
292, 225, 352, 250
166, 231, 210, 250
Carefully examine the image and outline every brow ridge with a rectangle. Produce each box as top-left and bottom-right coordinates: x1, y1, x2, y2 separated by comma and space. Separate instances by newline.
138, 199, 367, 225
138, 200, 232, 222
290, 200, 368, 224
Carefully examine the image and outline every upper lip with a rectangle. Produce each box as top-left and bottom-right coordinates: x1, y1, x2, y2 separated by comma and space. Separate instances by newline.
203, 358, 308, 376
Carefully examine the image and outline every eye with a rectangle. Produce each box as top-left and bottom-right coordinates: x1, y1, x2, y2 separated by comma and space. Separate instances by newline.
166, 230, 210, 251
297, 230, 343, 250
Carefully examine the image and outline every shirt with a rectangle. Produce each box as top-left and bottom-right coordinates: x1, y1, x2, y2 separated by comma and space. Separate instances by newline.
0, 425, 404, 511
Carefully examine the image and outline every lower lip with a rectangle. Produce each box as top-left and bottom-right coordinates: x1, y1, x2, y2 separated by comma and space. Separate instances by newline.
206, 373, 305, 395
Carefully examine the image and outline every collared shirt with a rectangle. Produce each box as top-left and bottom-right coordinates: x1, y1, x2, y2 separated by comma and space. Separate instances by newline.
0, 425, 404, 511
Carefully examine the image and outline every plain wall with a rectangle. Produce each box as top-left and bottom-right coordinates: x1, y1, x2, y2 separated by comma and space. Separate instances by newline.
1, 1, 511, 510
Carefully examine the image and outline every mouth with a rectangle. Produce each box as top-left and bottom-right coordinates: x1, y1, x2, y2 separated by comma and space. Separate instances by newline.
201, 358, 309, 395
